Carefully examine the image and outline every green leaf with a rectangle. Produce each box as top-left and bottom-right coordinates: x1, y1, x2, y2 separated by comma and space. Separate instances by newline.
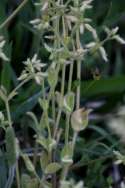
11, 91, 42, 121
22, 154, 35, 174
21, 174, 39, 188
21, 174, 31, 188
0, 150, 7, 188
63, 92, 75, 113
37, 137, 56, 152
48, 67, 58, 88
81, 75, 125, 98
60, 180, 70, 188
5, 127, 17, 166
0, 86, 7, 102
40, 151, 49, 171
36, 136, 48, 151
45, 162, 61, 174
39, 98, 48, 111
26, 111, 39, 132
47, 138, 56, 152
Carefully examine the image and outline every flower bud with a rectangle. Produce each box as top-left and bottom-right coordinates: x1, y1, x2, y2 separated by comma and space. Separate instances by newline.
71, 108, 92, 132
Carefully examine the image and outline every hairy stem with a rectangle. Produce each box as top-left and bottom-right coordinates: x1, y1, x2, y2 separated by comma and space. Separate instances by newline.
65, 113, 70, 145
53, 63, 66, 139
8, 77, 31, 101
16, 161, 20, 188
0, 0, 28, 29
5, 100, 12, 127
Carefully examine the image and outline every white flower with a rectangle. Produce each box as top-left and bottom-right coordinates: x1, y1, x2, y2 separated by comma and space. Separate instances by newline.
99, 46, 108, 62
104, 26, 119, 36
104, 26, 125, 45
80, 0, 94, 11
30, 18, 49, 31
0, 37, 9, 61
18, 54, 47, 84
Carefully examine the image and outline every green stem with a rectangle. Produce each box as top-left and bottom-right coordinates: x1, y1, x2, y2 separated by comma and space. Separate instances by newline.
76, 30, 81, 109
72, 131, 78, 152
76, 60, 81, 109
5, 100, 12, 127
61, 164, 70, 181
16, 161, 21, 188
41, 80, 52, 140
53, 108, 62, 139
65, 113, 70, 145
53, 14, 67, 139
52, 91, 56, 123
71, 29, 82, 163
8, 77, 31, 101
42, 79, 46, 100
53, 63, 66, 139
61, 63, 66, 95
68, 63, 74, 92
33, 142, 39, 167
65, 56, 74, 145
0, 0, 28, 29
45, 111, 51, 139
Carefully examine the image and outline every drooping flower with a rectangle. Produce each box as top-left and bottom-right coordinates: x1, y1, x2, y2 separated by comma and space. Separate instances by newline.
0, 36, 9, 61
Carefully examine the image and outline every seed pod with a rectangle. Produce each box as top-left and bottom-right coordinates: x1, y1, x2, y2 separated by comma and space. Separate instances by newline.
71, 108, 92, 132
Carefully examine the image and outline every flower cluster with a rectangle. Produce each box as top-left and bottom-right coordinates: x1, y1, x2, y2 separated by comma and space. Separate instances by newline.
18, 54, 47, 84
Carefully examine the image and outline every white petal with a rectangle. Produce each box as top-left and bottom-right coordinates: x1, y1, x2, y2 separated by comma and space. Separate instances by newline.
0, 52, 9, 61
18, 73, 28, 81
99, 47, 108, 62
80, 24, 84, 34
32, 54, 38, 62
85, 42, 96, 48
85, 24, 98, 39
0, 40, 6, 48
42, 2, 48, 11
84, 0, 94, 5
113, 35, 125, 44
111, 27, 119, 35
65, 15, 78, 23
30, 19, 41, 25
44, 43, 53, 52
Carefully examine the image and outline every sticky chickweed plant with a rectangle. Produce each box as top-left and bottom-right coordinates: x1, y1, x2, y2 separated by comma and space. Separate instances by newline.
0, 0, 125, 188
